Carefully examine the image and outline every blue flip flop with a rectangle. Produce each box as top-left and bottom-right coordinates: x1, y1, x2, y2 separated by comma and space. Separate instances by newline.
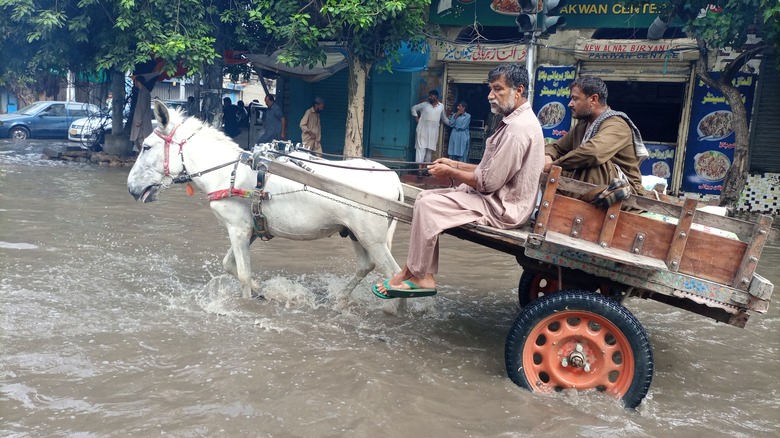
372, 279, 394, 300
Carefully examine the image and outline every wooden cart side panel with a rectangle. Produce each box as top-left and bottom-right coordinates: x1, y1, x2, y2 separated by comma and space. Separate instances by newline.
611, 212, 677, 259
678, 228, 746, 286
546, 195, 607, 242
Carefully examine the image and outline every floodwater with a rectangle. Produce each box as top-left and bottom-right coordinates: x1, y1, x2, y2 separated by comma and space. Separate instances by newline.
1, 139, 779, 438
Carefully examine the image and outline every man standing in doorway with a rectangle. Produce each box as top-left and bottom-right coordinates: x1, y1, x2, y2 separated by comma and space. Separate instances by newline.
300, 97, 324, 153
411, 90, 449, 175
258, 94, 287, 143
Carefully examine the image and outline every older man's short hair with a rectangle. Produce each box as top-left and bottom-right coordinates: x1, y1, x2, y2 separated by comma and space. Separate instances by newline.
487, 64, 530, 98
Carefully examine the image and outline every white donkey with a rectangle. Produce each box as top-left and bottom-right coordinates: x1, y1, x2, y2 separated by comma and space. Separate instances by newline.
127, 100, 402, 300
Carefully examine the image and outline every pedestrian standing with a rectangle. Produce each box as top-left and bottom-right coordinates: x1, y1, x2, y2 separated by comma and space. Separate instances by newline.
300, 97, 324, 153
447, 101, 471, 162
411, 90, 449, 176
258, 95, 287, 143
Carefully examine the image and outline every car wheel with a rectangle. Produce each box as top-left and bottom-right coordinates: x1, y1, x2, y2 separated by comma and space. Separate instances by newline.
10, 126, 29, 140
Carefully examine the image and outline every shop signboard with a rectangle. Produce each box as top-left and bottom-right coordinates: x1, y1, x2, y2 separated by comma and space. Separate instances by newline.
532, 66, 575, 143
437, 42, 527, 63
640, 142, 675, 189
430, 0, 668, 28
681, 72, 756, 194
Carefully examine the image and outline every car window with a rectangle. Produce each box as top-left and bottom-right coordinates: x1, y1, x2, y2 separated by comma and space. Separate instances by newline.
16, 102, 51, 115
71, 109, 89, 117
43, 104, 66, 116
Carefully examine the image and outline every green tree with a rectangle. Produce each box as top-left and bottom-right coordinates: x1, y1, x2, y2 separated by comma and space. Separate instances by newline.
656, 0, 779, 208
249, 0, 429, 157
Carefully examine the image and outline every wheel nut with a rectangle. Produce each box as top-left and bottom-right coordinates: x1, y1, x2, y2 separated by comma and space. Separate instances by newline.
584, 364, 591, 372
561, 358, 568, 367
575, 343, 583, 353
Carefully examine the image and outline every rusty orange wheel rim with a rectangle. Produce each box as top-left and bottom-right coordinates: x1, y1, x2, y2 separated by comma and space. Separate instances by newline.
522, 310, 635, 397
529, 272, 558, 300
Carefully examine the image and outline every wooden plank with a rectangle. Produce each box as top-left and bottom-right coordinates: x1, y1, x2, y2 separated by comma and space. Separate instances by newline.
539, 231, 669, 270
598, 202, 622, 247
732, 215, 773, 289
666, 198, 697, 271
677, 228, 746, 285
748, 272, 774, 300
556, 176, 763, 240
402, 183, 422, 202
533, 166, 561, 235
546, 195, 606, 243
260, 158, 414, 222
611, 212, 676, 260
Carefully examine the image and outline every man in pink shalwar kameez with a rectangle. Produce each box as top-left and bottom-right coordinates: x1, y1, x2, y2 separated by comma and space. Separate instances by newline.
374, 64, 545, 298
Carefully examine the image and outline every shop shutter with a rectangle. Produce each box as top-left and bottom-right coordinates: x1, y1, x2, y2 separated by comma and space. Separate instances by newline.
749, 55, 780, 173
315, 70, 349, 154
445, 63, 498, 84
579, 62, 691, 82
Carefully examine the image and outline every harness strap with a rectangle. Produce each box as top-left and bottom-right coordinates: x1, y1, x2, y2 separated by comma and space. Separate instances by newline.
206, 188, 255, 201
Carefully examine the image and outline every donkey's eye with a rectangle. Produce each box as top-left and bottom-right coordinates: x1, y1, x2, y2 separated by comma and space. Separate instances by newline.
142, 145, 151, 151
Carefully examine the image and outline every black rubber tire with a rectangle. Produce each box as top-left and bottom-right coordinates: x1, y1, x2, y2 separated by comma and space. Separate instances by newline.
517, 270, 558, 308
10, 126, 29, 140
505, 290, 654, 409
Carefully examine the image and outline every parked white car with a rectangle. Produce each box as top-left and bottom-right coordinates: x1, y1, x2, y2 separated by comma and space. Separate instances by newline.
68, 100, 185, 148
68, 112, 115, 148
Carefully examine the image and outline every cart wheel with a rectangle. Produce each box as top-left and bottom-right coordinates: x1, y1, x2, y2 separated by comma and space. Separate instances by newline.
518, 270, 559, 307
518, 270, 620, 308
505, 290, 653, 409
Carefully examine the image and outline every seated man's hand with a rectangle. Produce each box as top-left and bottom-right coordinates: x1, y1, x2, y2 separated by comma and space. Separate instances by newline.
543, 155, 553, 172
427, 158, 454, 177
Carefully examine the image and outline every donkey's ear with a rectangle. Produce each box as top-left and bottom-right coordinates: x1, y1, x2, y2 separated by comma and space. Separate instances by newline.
153, 99, 170, 129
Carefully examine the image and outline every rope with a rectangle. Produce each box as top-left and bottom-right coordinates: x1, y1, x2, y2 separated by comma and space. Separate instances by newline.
274, 149, 433, 173
299, 147, 432, 167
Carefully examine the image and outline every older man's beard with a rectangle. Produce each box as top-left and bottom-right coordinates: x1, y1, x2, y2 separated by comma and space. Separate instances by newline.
489, 91, 517, 116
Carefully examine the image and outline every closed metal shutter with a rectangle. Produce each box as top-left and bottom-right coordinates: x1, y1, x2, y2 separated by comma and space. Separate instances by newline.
749, 54, 780, 173
314, 69, 349, 153
445, 63, 497, 84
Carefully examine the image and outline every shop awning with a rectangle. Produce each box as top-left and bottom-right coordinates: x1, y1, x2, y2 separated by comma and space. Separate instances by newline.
387, 41, 431, 73
245, 48, 349, 83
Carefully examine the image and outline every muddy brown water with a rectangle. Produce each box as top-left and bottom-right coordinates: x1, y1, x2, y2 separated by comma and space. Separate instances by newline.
1, 140, 779, 437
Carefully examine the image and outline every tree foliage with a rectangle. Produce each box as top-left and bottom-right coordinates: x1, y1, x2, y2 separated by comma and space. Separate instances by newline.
248, 0, 429, 69
656, 0, 779, 208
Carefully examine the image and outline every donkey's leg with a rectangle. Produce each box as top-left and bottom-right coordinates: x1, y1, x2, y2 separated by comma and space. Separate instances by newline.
341, 241, 375, 297
222, 236, 260, 293
222, 227, 255, 299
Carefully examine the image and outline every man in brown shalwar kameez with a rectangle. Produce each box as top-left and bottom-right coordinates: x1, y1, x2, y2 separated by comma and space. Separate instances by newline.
299, 97, 324, 153
543, 75, 648, 196
373, 64, 545, 299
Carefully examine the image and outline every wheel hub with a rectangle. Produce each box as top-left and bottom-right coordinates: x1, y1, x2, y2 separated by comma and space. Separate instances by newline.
561, 343, 591, 372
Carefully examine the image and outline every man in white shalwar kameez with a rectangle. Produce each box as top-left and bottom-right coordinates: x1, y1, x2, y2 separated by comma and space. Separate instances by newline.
374, 64, 545, 299
411, 90, 449, 166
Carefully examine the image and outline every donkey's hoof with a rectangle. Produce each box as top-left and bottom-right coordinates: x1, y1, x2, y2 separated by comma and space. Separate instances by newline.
253, 293, 267, 301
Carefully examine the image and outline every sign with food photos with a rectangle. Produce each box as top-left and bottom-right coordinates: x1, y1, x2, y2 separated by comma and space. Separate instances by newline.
533, 66, 575, 143
681, 72, 756, 194
640, 143, 675, 189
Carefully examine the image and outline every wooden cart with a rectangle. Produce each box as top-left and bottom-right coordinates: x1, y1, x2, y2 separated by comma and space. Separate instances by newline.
256, 157, 775, 409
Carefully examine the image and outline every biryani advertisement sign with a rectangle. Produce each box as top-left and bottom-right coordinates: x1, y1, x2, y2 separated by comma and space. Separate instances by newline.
681, 72, 756, 195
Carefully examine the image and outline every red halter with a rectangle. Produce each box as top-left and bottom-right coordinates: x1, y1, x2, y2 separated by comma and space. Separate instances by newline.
154, 124, 183, 177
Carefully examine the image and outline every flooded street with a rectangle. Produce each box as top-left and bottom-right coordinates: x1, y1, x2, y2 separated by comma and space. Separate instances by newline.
1, 139, 779, 437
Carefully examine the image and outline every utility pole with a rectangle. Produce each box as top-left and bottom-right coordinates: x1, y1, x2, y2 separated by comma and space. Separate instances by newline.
516, 0, 568, 105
